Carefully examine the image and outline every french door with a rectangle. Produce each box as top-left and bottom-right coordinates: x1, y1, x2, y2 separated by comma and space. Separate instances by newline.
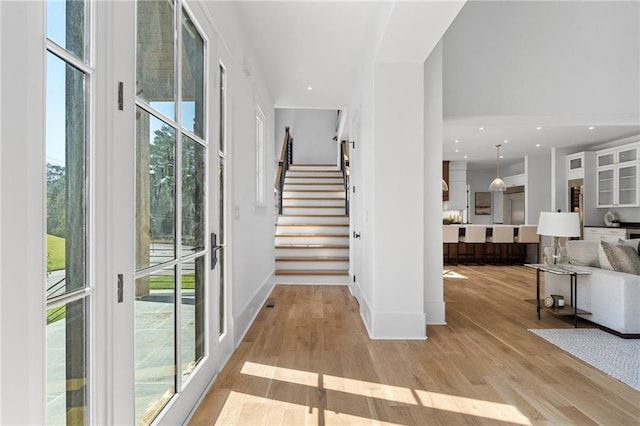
133, 1, 219, 424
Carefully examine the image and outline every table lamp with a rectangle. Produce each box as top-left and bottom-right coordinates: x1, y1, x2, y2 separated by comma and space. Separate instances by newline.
537, 211, 581, 265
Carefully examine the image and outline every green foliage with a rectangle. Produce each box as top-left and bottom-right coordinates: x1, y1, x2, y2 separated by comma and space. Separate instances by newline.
47, 163, 66, 238
46, 234, 66, 272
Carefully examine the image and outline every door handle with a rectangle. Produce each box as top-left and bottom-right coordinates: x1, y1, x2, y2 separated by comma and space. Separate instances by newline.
353, 231, 361, 239
211, 233, 224, 270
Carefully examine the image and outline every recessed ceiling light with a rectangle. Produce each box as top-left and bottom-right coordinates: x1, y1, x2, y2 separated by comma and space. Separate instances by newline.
455, 149, 459, 153
455, 140, 459, 143
536, 143, 541, 147
479, 127, 485, 131
588, 126, 595, 130
463, 155, 468, 159
536, 126, 542, 130
307, 86, 313, 91
500, 155, 504, 159
504, 139, 509, 143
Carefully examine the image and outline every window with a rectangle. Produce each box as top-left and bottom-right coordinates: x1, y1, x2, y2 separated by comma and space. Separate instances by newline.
255, 105, 266, 205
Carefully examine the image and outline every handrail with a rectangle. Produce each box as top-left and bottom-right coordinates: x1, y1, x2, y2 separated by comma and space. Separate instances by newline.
274, 127, 293, 215
340, 140, 350, 216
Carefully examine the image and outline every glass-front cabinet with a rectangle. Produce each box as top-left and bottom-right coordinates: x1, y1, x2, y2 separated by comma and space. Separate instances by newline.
596, 143, 639, 207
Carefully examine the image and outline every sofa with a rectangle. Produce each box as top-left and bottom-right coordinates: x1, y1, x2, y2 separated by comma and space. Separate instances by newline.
544, 238, 640, 336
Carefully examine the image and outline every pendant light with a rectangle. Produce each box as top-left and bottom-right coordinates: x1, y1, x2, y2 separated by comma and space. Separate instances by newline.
489, 144, 507, 191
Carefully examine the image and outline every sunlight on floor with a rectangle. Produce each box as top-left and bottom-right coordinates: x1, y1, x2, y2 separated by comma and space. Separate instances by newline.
239, 361, 531, 425
443, 269, 468, 279
215, 392, 402, 426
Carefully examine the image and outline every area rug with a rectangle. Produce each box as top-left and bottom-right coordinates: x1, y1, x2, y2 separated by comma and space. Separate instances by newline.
528, 328, 640, 392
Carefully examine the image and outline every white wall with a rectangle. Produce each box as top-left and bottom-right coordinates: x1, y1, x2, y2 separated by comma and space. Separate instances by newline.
373, 62, 425, 339
274, 108, 338, 165
423, 41, 446, 326
1, 2, 46, 422
445, 160, 467, 211
203, 2, 277, 349
467, 169, 495, 224
525, 154, 553, 225
444, 1, 640, 121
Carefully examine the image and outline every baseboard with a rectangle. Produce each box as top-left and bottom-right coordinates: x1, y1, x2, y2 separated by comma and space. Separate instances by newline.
425, 300, 446, 325
233, 270, 276, 346
576, 316, 640, 339
371, 311, 427, 340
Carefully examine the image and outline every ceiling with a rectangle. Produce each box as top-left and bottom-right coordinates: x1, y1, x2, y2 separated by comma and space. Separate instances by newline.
230, 1, 640, 170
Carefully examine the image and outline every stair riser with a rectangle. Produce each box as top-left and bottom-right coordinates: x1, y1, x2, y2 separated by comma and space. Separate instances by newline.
283, 199, 345, 207
276, 261, 349, 270
283, 191, 345, 199
277, 216, 349, 225
275, 248, 349, 257
283, 207, 346, 215
275, 275, 349, 285
283, 178, 343, 184
276, 226, 348, 235
288, 165, 340, 172
286, 171, 344, 178
284, 184, 344, 191
275, 236, 349, 245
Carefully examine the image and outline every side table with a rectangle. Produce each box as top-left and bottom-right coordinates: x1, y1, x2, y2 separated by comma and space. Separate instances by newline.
524, 263, 591, 328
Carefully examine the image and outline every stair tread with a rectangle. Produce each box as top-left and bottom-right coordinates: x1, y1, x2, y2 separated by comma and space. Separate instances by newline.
275, 244, 349, 249
277, 223, 349, 227
280, 215, 348, 218
275, 269, 349, 276
276, 256, 349, 261
275, 233, 348, 237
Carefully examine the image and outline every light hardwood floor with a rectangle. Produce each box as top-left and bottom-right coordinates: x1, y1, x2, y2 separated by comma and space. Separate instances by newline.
189, 265, 640, 425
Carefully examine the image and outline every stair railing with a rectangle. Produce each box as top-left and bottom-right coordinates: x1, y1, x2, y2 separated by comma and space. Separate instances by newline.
275, 127, 293, 215
340, 140, 350, 216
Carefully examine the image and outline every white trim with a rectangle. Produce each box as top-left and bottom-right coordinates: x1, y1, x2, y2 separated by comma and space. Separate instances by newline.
233, 270, 276, 346
424, 300, 446, 326
372, 311, 427, 340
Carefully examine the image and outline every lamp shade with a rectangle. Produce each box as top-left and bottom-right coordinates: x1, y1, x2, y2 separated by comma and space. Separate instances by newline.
537, 212, 581, 237
442, 179, 449, 191
489, 177, 506, 191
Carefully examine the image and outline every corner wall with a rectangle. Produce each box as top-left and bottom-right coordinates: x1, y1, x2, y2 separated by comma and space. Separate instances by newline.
274, 108, 338, 165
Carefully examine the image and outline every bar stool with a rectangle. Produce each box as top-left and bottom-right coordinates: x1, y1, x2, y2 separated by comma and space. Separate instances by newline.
514, 225, 539, 263
443, 225, 461, 264
486, 225, 514, 264
459, 225, 487, 264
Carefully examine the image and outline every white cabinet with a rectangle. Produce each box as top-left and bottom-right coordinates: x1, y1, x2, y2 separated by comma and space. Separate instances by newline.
596, 143, 639, 207
584, 227, 633, 241
566, 152, 585, 180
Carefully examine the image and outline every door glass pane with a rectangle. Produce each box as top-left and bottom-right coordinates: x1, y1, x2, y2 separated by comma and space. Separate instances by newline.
569, 158, 581, 170
219, 65, 226, 153
135, 269, 176, 425
618, 165, 637, 205
598, 169, 614, 205
181, 256, 205, 381
47, 0, 86, 61
136, 107, 176, 271
46, 297, 88, 425
137, 0, 175, 119
619, 148, 637, 163
598, 153, 614, 167
46, 52, 87, 298
219, 161, 225, 336
182, 136, 205, 254
181, 10, 205, 137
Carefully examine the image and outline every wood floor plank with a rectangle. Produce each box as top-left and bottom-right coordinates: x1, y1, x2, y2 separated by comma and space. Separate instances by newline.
189, 266, 640, 425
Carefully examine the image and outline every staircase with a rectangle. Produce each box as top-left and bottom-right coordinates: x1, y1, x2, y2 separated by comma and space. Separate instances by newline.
275, 164, 349, 284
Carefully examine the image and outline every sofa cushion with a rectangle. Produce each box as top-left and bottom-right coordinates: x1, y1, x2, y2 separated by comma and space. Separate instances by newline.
598, 240, 640, 275
566, 239, 600, 267
622, 238, 640, 254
